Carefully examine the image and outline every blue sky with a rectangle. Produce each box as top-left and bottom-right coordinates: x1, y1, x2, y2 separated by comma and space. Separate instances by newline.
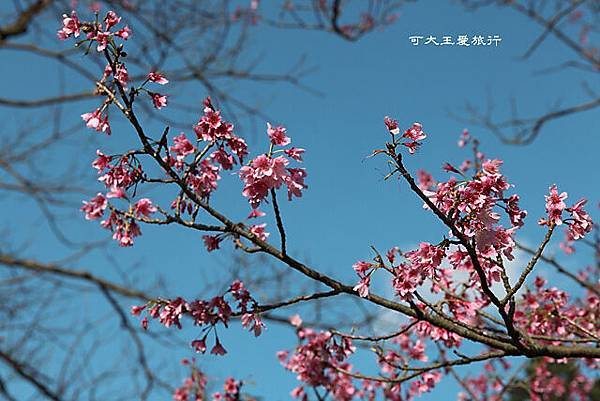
1, 1, 598, 400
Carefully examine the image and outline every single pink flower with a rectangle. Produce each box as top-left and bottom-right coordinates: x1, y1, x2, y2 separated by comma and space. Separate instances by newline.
147, 71, 168, 85
267, 122, 291, 146
543, 185, 568, 226
57, 11, 81, 40
247, 209, 266, 219
104, 11, 121, 30
210, 339, 227, 355
353, 276, 370, 298
249, 223, 269, 241
134, 198, 157, 217
115, 26, 132, 39
202, 235, 221, 252
284, 147, 305, 161
92, 150, 112, 173
384, 116, 400, 134
150, 93, 168, 109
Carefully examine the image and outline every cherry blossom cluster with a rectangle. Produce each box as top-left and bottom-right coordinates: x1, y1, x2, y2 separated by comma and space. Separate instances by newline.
354, 119, 562, 301
455, 357, 594, 401
174, 359, 255, 401
173, 359, 208, 401
277, 322, 359, 401
164, 97, 249, 210
199, 120, 306, 252
80, 151, 157, 246
383, 117, 427, 154
57, 9, 131, 48
59, 9, 600, 401
131, 280, 264, 356
239, 123, 307, 209
539, 186, 594, 254
59, 10, 170, 137
278, 316, 446, 401
515, 276, 598, 341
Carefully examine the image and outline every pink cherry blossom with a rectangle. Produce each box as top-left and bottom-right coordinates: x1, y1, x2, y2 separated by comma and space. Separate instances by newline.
284, 147, 305, 161
241, 313, 265, 336
103, 63, 128, 87
267, 122, 291, 146
403, 122, 426, 141
169, 133, 196, 168
95, 31, 110, 52
80, 193, 107, 220
81, 109, 111, 134
289, 314, 303, 328
210, 339, 227, 355
150, 93, 168, 109
542, 184, 568, 226
249, 223, 269, 241
247, 209, 266, 219
104, 11, 121, 30
202, 235, 221, 252
134, 198, 157, 217
458, 129, 470, 147
187, 159, 221, 198
57, 11, 81, 40
191, 337, 207, 353
92, 150, 112, 173
353, 276, 370, 298
210, 148, 235, 170
565, 199, 593, 240
384, 116, 400, 134
115, 26, 131, 40
147, 72, 168, 84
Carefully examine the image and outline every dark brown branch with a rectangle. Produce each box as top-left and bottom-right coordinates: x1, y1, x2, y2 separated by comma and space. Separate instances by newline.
0, 92, 97, 108
0, 349, 63, 401
0, 254, 152, 301
0, 0, 52, 41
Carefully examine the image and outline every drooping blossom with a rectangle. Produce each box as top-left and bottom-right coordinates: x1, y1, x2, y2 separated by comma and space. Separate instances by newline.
150, 92, 168, 109
241, 313, 265, 336
132, 281, 262, 356
134, 198, 157, 217
202, 235, 221, 252
211, 338, 227, 355
81, 109, 111, 134
81, 193, 107, 220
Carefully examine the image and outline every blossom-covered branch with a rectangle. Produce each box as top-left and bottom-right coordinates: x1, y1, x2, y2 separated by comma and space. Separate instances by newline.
58, 9, 599, 401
